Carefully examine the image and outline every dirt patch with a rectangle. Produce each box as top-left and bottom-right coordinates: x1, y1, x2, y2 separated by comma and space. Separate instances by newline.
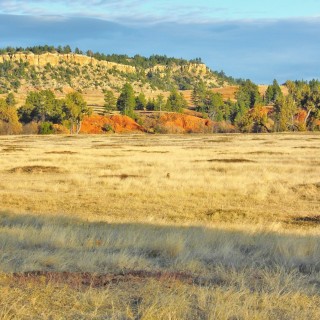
45, 151, 77, 155
123, 150, 169, 154
204, 209, 248, 222
93, 144, 123, 148
100, 174, 145, 180
205, 138, 233, 143
293, 146, 320, 149
247, 151, 286, 155
2, 147, 25, 152
10, 270, 221, 289
210, 167, 228, 173
291, 215, 320, 226
196, 159, 255, 163
8, 165, 64, 174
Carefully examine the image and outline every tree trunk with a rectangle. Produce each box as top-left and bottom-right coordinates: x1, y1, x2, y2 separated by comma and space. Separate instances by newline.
76, 120, 82, 134
304, 109, 312, 125
70, 120, 74, 134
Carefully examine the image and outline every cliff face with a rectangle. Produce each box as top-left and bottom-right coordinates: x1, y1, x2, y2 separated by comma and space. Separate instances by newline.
0, 52, 207, 75
0, 53, 136, 73
147, 63, 208, 75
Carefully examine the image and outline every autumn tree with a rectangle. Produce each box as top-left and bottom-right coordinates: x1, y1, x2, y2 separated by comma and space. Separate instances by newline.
299, 83, 320, 128
63, 92, 92, 134
274, 95, 297, 131
0, 98, 22, 134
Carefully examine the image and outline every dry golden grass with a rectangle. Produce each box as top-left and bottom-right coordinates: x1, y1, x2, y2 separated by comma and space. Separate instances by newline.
0, 133, 319, 319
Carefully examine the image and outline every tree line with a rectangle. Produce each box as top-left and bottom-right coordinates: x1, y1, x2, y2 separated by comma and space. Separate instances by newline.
1, 79, 319, 135
104, 83, 188, 117
0, 91, 91, 135
0, 46, 201, 68
190, 79, 320, 132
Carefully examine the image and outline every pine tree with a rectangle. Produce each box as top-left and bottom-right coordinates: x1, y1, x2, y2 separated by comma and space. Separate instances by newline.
265, 79, 282, 104
165, 89, 187, 112
135, 92, 147, 110
116, 83, 136, 117
191, 80, 206, 111
103, 90, 117, 113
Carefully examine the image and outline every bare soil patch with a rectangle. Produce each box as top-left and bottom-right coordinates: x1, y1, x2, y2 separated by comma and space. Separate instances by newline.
247, 151, 286, 155
8, 165, 64, 174
294, 146, 320, 149
93, 144, 123, 149
45, 151, 77, 155
2, 147, 25, 152
123, 150, 169, 154
100, 174, 145, 180
196, 158, 255, 163
10, 270, 221, 289
292, 215, 320, 226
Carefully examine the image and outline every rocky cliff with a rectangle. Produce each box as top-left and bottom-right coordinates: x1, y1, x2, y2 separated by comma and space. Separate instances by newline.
0, 52, 208, 75
0, 52, 136, 73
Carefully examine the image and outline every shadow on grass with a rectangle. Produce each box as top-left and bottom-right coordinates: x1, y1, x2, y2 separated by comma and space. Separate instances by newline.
0, 211, 319, 278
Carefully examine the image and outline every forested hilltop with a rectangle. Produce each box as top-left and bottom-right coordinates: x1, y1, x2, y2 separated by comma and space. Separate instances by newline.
0, 45, 240, 95
0, 46, 319, 134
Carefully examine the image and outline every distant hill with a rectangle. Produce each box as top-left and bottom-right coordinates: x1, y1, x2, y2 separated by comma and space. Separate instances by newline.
0, 47, 241, 105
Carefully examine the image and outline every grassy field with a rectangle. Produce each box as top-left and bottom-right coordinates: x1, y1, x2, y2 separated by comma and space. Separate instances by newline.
0, 133, 319, 319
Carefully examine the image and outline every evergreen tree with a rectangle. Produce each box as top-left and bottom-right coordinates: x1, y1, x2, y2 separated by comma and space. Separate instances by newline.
135, 92, 147, 110
20, 90, 57, 123
154, 94, 165, 112
191, 80, 207, 111
265, 79, 282, 104
204, 92, 224, 120
103, 90, 117, 113
165, 89, 187, 112
146, 99, 155, 111
116, 83, 136, 117
5, 92, 16, 107
235, 80, 261, 108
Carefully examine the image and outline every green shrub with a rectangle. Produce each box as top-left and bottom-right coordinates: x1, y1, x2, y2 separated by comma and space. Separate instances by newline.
102, 123, 114, 133
38, 122, 54, 134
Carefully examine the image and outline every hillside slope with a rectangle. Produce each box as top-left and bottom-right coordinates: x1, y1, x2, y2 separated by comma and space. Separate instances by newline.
0, 52, 233, 104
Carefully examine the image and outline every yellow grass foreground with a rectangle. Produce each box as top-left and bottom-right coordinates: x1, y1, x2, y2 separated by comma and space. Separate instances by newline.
0, 133, 319, 319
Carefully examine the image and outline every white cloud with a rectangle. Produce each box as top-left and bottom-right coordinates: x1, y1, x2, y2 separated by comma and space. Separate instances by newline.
0, 0, 240, 24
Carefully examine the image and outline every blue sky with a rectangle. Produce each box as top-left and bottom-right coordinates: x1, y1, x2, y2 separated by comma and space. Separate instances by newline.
0, 0, 319, 83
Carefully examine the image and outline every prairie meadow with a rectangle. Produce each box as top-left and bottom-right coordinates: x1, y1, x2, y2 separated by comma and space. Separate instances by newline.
0, 133, 319, 319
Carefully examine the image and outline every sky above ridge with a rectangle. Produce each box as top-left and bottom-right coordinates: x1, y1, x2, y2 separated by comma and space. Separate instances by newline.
0, 0, 319, 83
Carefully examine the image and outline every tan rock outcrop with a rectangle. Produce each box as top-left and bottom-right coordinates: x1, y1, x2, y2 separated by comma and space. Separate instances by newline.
0, 53, 136, 73
146, 63, 208, 76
